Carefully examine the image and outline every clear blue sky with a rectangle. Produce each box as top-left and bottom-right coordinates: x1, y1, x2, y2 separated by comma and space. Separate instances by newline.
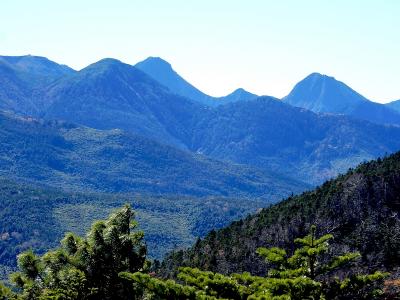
1, 0, 399, 102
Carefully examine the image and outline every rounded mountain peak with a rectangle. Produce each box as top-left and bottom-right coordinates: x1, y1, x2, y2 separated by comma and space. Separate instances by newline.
135, 56, 173, 72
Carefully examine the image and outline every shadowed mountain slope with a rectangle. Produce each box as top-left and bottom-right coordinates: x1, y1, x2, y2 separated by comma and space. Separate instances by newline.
188, 96, 400, 184
0, 110, 306, 198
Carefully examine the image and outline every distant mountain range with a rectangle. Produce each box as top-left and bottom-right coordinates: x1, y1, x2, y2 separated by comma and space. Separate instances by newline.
1, 54, 400, 280
187, 96, 400, 184
283, 73, 400, 126
135, 57, 258, 106
1, 55, 400, 187
0, 110, 305, 198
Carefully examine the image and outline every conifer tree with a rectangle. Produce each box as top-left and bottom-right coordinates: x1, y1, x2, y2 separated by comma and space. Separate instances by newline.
123, 225, 388, 299
5, 205, 148, 300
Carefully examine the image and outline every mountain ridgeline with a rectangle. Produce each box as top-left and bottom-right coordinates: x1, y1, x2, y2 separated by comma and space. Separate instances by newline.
135, 56, 258, 106
162, 151, 400, 277
1, 54, 400, 287
283, 73, 400, 126
1, 55, 400, 187
0, 110, 304, 198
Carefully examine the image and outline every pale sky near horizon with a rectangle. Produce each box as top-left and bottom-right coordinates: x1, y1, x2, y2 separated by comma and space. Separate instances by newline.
1, 0, 399, 103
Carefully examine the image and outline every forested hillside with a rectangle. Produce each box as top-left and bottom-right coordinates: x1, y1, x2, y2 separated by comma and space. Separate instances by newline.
0, 177, 268, 279
162, 151, 400, 278
189, 97, 400, 184
0, 110, 304, 198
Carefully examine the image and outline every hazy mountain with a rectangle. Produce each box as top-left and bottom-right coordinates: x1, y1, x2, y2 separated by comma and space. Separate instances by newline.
42, 58, 205, 148
217, 88, 258, 103
0, 55, 75, 115
283, 72, 400, 126
162, 151, 400, 276
2, 55, 400, 187
387, 99, 400, 113
0, 55, 75, 83
135, 57, 214, 105
0, 110, 306, 198
188, 96, 400, 185
135, 57, 257, 105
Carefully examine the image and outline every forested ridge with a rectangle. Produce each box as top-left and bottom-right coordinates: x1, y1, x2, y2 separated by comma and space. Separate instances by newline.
162, 151, 400, 280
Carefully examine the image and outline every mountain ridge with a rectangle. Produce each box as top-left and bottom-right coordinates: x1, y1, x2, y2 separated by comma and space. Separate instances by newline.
283, 72, 400, 125
135, 56, 258, 106
0, 109, 307, 198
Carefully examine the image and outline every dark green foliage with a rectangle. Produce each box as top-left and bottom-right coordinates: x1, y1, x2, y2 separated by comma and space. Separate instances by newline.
0, 177, 268, 277
5, 205, 147, 300
125, 227, 387, 299
162, 152, 400, 277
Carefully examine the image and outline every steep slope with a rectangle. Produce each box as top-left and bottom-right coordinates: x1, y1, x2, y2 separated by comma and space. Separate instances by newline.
42, 58, 205, 148
135, 57, 214, 106
135, 57, 257, 106
387, 99, 400, 113
189, 96, 400, 185
162, 152, 400, 276
0, 55, 75, 115
0, 110, 306, 198
283, 73, 400, 126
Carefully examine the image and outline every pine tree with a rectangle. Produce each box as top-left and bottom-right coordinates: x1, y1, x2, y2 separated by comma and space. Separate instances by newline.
124, 225, 388, 299
6, 205, 148, 300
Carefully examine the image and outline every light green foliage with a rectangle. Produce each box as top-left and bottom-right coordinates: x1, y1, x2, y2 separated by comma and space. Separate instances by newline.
0, 283, 12, 300
126, 226, 388, 299
3, 205, 148, 300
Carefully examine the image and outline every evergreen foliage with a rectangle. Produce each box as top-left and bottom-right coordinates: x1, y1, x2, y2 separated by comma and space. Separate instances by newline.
0, 177, 268, 276
124, 226, 388, 299
0, 207, 391, 299
162, 152, 400, 277
3, 205, 148, 300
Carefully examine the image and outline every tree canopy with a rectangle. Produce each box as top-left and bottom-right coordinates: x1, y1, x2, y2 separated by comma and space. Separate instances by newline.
0, 207, 390, 299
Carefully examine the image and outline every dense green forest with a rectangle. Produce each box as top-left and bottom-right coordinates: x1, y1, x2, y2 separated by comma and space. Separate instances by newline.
1, 153, 400, 298
162, 151, 400, 281
0, 177, 267, 278
0, 109, 306, 198
0, 206, 392, 299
